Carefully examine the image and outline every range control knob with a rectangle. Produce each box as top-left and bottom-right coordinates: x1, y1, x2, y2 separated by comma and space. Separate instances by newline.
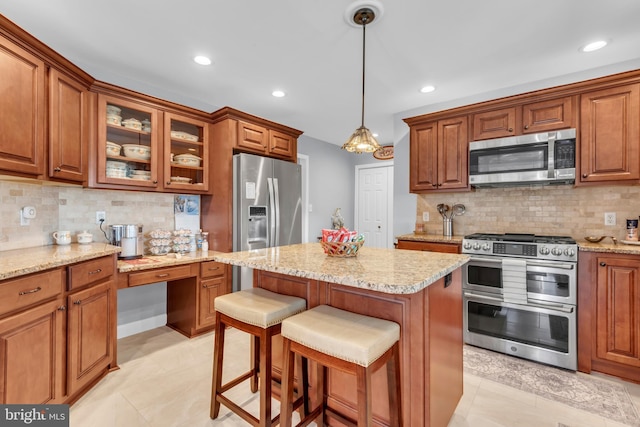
564, 248, 575, 257
551, 247, 563, 256
482, 243, 491, 251
539, 246, 550, 255
463, 241, 472, 250
472, 242, 481, 250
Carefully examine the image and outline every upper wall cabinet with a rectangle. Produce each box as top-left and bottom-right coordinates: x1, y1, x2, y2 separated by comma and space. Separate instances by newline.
579, 84, 640, 184
409, 116, 469, 193
164, 112, 209, 192
0, 33, 46, 176
237, 120, 297, 160
471, 96, 575, 140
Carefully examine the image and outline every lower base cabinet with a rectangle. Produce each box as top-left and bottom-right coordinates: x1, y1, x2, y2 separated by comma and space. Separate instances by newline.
578, 252, 640, 382
396, 239, 461, 254
0, 299, 66, 404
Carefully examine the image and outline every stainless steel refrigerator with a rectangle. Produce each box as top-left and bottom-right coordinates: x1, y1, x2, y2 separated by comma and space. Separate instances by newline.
233, 153, 302, 291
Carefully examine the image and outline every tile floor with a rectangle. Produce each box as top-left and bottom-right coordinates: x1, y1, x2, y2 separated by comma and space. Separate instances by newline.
70, 326, 640, 427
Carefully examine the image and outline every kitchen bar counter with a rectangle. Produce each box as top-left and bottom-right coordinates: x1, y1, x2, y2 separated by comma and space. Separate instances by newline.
212, 242, 468, 294
213, 242, 468, 427
0, 243, 121, 280
395, 232, 464, 244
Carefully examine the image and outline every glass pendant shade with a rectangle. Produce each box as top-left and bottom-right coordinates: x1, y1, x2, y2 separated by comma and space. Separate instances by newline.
342, 125, 381, 153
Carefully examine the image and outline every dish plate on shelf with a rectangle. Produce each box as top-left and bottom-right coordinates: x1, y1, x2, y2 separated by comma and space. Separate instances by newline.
170, 176, 192, 183
621, 240, 640, 245
171, 131, 198, 142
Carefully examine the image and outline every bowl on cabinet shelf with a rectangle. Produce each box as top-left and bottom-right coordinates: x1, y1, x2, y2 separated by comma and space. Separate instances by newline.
173, 153, 201, 167
122, 144, 151, 160
170, 131, 198, 142
106, 105, 122, 115
106, 141, 121, 157
170, 176, 192, 184
122, 118, 142, 130
106, 114, 122, 126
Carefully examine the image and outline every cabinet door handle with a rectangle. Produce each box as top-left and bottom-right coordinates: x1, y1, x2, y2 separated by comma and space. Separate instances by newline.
73, 300, 82, 305
432, 183, 438, 187
89, 268, 102, 275
19, 286, 41, 295
153, 180, 158, 184
524, 125, 529, 130
156, 273, 170, 278
582, 174, 588, 178
166, 182, 171, 186
54, 167, 62, 172
508, 128, 513, 132
599, 262, 607, 267
58, 306, 67, 311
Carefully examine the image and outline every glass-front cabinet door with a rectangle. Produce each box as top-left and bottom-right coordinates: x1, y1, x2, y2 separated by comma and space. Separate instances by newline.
97, 94, 159, 189
163, 113, 209, 192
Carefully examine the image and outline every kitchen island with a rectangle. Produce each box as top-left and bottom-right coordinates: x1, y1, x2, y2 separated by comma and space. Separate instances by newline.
213, 243, 469, 427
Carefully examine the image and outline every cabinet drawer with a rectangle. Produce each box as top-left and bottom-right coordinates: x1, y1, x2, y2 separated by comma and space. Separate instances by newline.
68, 256, 114, 291
128, 264, 195, 287
0, 269, 64, 317
201, 261, 225, 279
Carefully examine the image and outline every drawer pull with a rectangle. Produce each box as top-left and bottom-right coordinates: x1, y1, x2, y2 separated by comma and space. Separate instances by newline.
89, 268, 103, 275
156, 273, 170, 278
58, 306, 67, 311
19, 287, 42, 296
73, 300, 82, 305
208, 267, 220, 271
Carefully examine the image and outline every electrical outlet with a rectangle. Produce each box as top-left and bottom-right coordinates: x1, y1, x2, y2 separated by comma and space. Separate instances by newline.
422, 212, 429, 222
604, 212, 616, 226
96, 211, 106, 224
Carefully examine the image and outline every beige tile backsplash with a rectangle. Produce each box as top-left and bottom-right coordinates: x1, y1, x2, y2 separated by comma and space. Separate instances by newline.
0, 179, 175, 252
416, 184, 640, 239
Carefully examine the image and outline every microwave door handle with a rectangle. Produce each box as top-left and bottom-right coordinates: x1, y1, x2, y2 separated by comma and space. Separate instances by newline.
547, 132, 556, 179
527, 260, 575, 270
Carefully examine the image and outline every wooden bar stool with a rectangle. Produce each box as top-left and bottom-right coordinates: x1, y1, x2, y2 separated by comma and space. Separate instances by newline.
279, 305, 402, 427
210, 288, 307, 427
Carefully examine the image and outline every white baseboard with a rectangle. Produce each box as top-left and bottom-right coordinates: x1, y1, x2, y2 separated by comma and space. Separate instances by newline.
117, 314, 167, 339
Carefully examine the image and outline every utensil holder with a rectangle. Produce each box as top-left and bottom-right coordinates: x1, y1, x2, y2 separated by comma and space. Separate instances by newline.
443, 218, 453, 237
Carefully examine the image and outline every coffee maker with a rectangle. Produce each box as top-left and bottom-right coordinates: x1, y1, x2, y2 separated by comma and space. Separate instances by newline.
109, 224, 143, 259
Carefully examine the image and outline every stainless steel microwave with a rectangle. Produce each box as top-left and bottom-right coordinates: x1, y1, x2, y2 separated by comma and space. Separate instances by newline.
469, 128, 576, 187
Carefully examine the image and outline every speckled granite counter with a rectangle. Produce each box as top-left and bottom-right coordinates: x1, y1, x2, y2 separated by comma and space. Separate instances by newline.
0, 243, 121, 281
395, 233, 464, 244
578, 240, 640, 255
212, 242, 469, 294
116, 250, 222, 273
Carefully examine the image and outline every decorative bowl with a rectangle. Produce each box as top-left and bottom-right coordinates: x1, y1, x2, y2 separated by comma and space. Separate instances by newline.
170, 176, 192, 183
122, 118, 142, 130
106, 160, 127, 170
106, 141, 121, 157
173, 153, 201, 167
320, 240, 364, 257
106, 114, 122, 126
106, 105, 121, 115
122, 144, 151, 160
171, 131, 198, 142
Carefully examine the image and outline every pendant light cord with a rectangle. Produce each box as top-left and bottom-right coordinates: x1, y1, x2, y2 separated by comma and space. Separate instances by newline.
360, 18, 367, 128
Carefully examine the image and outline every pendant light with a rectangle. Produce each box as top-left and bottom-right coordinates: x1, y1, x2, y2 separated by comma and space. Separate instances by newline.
341, 7, 381, 154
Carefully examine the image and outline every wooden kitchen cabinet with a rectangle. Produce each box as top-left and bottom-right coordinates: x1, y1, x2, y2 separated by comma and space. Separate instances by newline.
48, 68, 90, 183
578, 251, 640, 383
67, 280, 113, 395
237, 119, 297, 160
472, 96, 575, 140
409, 116, 469, 192
579, 84, 640, 184
196, 261, 228, 330
396, 239, 461, 254
164, 112, 209, 192
0, 298, 66, 404
0, 32, 46, 177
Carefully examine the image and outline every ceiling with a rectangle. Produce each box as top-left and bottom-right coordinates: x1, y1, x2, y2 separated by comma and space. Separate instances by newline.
3, 1, 640, 146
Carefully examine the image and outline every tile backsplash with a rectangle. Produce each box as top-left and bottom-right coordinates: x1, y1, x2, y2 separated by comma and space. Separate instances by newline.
416, 184, 640, 239
0, 179, 175, 252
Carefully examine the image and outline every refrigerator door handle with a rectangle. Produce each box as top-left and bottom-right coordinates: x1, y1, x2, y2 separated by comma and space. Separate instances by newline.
274, 178, 280, 246
267, 178, 276, 247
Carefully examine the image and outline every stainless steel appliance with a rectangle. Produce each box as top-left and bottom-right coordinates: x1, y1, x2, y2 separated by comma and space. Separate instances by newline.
233, 153, 302, 291
462, 233, 577, 370
109, 224, 143, 259
469, 128, 576, 187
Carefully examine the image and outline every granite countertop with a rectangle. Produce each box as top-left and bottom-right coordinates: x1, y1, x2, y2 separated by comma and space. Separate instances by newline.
578, 239, 640, 255
116, 251, 222, 273
212, 242, 469, 295
395, 233, 464, 244
0, 243, 121, 281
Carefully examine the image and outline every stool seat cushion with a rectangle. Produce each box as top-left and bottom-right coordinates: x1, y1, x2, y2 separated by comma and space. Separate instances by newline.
281, 305, 400, 367
214, 288, 306, 328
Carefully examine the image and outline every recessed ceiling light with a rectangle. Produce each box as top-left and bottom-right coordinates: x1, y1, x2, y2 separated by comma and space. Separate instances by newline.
581, 40, 608, 52
420, 85, 436, 93
372, 133, 379, 137
193, 55, 211, 65
272, 90, 286, 98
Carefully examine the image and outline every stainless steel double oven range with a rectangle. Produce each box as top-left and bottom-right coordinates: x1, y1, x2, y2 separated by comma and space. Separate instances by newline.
462, 233, 577, 370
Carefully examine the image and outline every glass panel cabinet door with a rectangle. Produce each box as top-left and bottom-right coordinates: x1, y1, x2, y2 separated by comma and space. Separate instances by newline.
97, 94, 159, 188
164, 113, 209, 192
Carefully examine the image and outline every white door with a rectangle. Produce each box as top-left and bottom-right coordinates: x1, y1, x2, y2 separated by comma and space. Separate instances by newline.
355, 162, 393, 248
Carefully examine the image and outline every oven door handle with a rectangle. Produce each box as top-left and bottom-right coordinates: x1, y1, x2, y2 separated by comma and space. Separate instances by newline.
526, 301, 574, 313
527, 260, 575, 270
467, 256, 503, 264
464, 292, 503, 302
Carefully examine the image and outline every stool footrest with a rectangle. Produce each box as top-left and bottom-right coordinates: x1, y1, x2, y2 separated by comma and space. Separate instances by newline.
220, 370, 256, 394
216, 394, 265, 427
